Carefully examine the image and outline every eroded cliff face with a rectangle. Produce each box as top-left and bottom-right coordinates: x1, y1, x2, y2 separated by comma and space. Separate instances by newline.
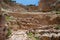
0, 0, 60, 12
38, 0, 60, 11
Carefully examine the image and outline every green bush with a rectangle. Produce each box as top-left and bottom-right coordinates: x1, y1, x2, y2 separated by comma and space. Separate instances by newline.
27, 32, 40, 40
6, 16, 10, 21
6, 28, 12, 38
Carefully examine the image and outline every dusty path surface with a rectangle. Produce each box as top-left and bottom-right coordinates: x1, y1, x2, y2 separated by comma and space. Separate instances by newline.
7, 30, 60, 40
7, 30, 28, 40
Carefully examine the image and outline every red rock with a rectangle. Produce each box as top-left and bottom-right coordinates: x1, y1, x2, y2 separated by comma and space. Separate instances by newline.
38, 0, 60, 11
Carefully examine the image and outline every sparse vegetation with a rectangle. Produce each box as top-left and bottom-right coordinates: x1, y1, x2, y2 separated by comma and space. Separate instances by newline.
55, 25, 60, 30
56, 11, 60, 14
27, 31, 40, 40
6, 28, 12, 38
5, 15, 12, 22
5, 15, 12, 38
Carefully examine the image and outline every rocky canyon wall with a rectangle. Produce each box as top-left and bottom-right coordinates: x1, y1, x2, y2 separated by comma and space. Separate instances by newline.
8, 12, 60, 30
38, 0, 60, 11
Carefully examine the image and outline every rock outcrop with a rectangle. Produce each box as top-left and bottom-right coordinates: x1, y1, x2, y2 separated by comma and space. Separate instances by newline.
8, 13, 60, 30
0, 15, 8, 40
38, 0, 60, 11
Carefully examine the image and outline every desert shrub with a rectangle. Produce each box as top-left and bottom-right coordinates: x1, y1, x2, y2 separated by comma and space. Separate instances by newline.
27, 31, 40, 40
6, 16, 11, 21
55, 25, 60, 30
6, 28, 12, 38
